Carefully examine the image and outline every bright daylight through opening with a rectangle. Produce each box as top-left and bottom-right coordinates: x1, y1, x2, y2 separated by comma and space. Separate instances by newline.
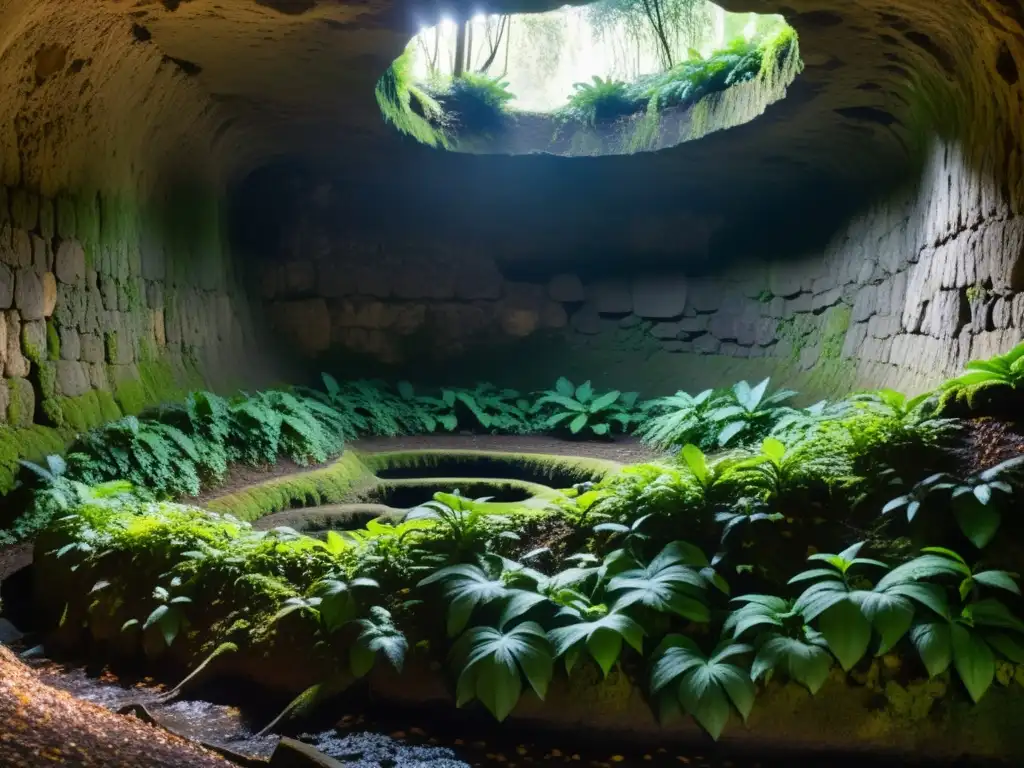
377, 0, 801, 155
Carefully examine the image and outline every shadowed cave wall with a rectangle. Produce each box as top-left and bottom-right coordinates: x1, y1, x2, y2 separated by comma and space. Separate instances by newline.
243, 132, 1024, 399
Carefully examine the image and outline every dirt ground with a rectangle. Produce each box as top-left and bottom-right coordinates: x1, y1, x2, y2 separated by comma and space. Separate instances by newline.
0, 645, 235, 768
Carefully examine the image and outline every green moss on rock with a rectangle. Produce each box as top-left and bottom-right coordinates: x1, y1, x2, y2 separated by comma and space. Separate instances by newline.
59, 391, 123, 433
46, 320, 60, 361
206, 452, 377, 522
0, 424, 66, 495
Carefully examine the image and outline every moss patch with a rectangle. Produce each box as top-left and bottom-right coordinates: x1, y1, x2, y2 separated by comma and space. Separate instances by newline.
59, 391, 123, 433
205, 451, 378, 522
0, 424, 66, 495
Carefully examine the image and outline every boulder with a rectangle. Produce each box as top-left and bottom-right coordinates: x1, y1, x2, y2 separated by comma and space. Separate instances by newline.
540, 300, 568, 329
42, 272, 57, 317
60, 325, 82, 360
5, 377, 34, 425
547, 273, 584, 303
453, 258, 503, 300
586, 279, 632, 314
499, 306, 539, 337
631, 274, 688, 319
0, 263, 12, 309
79, 332, 104, 364
4, 312, 27, 378
21, 320, 46, 363
10, 229, 32, 269
55, 240, 86, 286
15, 268, 45, 320
570, 303, 602, 335
55, 360, 90, 397
650, 321, 681, 340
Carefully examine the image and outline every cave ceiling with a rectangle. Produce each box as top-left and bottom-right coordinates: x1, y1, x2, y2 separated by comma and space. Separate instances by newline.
1, 0, 1018, 264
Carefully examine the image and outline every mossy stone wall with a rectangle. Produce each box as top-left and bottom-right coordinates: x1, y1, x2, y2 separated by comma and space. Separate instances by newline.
0, 184, 261, 493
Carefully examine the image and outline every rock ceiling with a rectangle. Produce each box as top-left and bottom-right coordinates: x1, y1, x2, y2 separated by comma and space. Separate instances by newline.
0, 0, 1019, 259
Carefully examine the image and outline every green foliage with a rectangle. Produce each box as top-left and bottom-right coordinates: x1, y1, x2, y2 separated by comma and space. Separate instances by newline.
726, 595, 832, 694
406, 490, 516, 563
883, 458, 1024, 549
434, 73, 515, 137
878, 548, 1024, 703
637, 36, 762, 111
649, 636, 755, 739
375, 46, 449, 148
708, 379, 797, 447
451, 621, 553, 721
636, 389, 718, 450
585, 463, 703, 525
534, 377, 640, 437
943, 341, 1024, 390
560, 76, 641, 126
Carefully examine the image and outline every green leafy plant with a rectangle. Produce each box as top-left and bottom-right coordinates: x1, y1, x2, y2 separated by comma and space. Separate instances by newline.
943, 341, 1024, 390
883, 459, 1024, 549
548, 601, 644, 677
450, 621, 553, 721
135, 579, 192, 649
725, 595, 832, 694
789, 543, 946, 670
850, 389, 959, 447
561, 76, 640, 126
418, 556, 525, 637
349, 606, 408, 677
435, 73, 515, 136
707, 379, 796, 447
649, 636, 755, 739
715, 497, 782, 547
636, 389, 719, 450
534, 378, 639, 437
878, 548, 1024, 702
606, 541, 719, 623
406, 490, 515, 560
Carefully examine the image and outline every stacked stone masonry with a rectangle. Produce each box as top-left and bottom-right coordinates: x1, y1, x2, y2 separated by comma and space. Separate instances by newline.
0, 185, 255, 431
263, 139, 1023, 398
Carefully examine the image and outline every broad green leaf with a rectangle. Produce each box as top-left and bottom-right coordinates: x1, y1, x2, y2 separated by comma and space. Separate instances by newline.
649, 635, 702, 693
910, 621, 952, 677
761, 438, 786, 462
717, 421, 746, 447
474, 655, 522, 721
555, 377, 575, 397
986, 631, 1024, 663
954, 499, 1002, 549
587, 627, 623, 677
853, 591, 913, 655
680, 444, 709, 485
575, 381, 594, 403
591, 423, 610, 436
590, 391, 621, 412
973, 570, 1021, 595
714, 664, 756, 721
679, 667, 731, 740
350, 643, 376, 678
569, 414, 588, 434
951, 623, 995, 703
818, 599, 871, 671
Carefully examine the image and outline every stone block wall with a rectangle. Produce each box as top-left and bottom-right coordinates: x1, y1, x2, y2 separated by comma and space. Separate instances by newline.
0, 184, 260, 439
258, 138, 1023, 399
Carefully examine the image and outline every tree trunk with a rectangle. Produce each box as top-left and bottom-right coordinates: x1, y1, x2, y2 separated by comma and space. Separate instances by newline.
454, 20, 468, 77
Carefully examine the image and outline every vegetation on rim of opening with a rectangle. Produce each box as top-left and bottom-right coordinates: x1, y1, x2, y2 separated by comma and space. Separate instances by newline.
378, 19, 799, 146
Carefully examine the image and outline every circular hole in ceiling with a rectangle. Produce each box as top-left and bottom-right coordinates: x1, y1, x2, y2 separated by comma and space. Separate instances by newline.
376, 2, 802, 157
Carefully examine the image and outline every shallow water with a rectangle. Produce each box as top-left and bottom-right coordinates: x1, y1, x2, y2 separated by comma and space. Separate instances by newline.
24, 656, 1014, 768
